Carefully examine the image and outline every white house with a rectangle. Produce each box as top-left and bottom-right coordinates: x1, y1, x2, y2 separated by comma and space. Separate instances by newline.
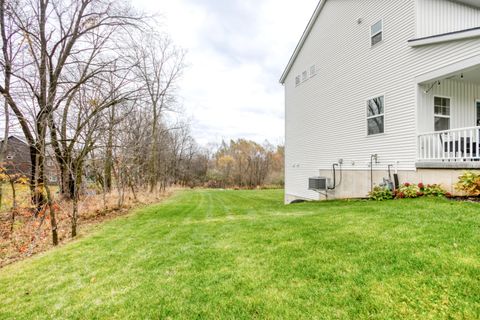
281, 0, 480, 203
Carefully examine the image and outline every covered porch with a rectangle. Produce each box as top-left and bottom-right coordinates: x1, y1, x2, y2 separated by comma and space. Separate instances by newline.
416, 55, 480, 168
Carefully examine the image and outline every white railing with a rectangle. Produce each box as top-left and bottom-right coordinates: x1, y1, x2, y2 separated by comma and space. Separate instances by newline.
418, 126, 480, 162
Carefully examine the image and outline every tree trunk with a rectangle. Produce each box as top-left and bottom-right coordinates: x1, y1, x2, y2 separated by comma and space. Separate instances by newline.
71, 196, 78, 238
149, 106, 159, 192
9, 180, 15, 232
104, 141, 113, 192
30, 143, 46, 214
44, 184, 58, 245
0, 0, 10, 213
0, 183, 2, 213
59, 161, 74, 199
70, 163, 83, 238
104, 106, 115, 193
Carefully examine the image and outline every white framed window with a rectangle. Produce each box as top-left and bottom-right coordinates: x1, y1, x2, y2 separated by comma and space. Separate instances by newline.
49, 176, 58, 183
310, 65, 316, 77
295, 75, 301, 86
302, 70, 308, 82
371, 20, 383, 46
434, 96, 450, 131
367, 95, 385, 135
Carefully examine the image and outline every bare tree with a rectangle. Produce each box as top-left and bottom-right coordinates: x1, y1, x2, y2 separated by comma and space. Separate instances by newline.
0, 0, 147, 209
131, 33, 185, 192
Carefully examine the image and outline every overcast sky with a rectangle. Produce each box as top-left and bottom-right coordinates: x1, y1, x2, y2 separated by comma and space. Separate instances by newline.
133, 0, 319, 145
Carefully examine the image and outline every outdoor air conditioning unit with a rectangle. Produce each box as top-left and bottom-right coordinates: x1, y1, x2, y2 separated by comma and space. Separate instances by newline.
308, 177, 330, 191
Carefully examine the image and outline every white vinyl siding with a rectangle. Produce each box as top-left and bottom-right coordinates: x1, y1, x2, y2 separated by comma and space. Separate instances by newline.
416, 0, 480, 38
284, 0, 480, 200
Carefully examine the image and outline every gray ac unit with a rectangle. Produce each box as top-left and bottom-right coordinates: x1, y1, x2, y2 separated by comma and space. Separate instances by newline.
308, 177, 329, 191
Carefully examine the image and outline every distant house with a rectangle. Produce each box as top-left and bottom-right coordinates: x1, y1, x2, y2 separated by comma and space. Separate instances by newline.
281, 0, 480, 202
1, 136, 59, 184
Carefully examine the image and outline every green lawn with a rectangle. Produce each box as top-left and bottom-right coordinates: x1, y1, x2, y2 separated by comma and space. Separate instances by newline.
0, 190, 479, 319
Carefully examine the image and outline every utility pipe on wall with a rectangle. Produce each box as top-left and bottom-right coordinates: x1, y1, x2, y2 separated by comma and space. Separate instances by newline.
370, 154, 378, 193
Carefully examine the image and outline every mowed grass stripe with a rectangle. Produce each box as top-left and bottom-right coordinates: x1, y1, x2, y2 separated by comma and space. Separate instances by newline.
0, 189, 479, 319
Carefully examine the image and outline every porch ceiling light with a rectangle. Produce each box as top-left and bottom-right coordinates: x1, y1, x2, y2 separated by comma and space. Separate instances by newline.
424, 81, 441, 94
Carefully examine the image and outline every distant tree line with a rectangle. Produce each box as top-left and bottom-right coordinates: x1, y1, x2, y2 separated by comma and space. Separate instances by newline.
207, 140, 284, 189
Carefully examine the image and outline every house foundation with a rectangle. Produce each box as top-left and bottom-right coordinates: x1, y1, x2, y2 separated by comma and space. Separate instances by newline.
285, 168, 479, 203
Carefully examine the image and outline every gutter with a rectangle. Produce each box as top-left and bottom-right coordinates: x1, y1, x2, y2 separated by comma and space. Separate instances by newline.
409, 27, 480, 47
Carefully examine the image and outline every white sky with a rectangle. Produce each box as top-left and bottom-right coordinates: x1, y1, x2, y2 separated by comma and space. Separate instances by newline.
133, 0, 319, 145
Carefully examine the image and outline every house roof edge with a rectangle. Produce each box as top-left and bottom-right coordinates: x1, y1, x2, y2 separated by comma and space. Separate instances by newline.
279, 0, 327, 84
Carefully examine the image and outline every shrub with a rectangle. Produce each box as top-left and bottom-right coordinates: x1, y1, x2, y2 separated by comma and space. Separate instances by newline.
396, 183, 420, 199
369, 186, 393, 201
455, 171, 480, 196
422, 183, 447, 197
370, 182, 449, 201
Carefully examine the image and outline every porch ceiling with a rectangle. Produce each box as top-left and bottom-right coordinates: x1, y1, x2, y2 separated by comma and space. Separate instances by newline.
445, 65, 480, 85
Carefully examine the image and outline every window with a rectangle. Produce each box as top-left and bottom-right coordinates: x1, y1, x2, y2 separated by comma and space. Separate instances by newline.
295, 75, 301, 86
434, 97, 450, 131
49, 176, 58, 183
302, 70, 308, 82
47, 159, 54, 167
371, 20, 383, 46
310, 65, 316, 77
367, 96, 385, 135
476, 101, 480, 126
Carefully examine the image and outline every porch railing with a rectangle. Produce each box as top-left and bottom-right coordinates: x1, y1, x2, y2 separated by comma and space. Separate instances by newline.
418, 126, 480, 162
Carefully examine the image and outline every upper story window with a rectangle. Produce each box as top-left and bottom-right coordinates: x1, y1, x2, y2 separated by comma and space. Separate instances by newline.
434, 96, 450, 131
367, 96, 385, 135
371, 20, 383, 46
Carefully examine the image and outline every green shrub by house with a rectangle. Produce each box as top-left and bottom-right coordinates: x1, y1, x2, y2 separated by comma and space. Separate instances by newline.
368, 186, 394, 201
455, 171, 480, 197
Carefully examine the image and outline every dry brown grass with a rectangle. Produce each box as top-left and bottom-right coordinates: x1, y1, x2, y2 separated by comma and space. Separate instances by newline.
0, 186, 176, 268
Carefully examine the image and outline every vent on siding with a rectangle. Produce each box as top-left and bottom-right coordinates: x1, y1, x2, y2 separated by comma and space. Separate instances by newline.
295, 75, 300, 86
